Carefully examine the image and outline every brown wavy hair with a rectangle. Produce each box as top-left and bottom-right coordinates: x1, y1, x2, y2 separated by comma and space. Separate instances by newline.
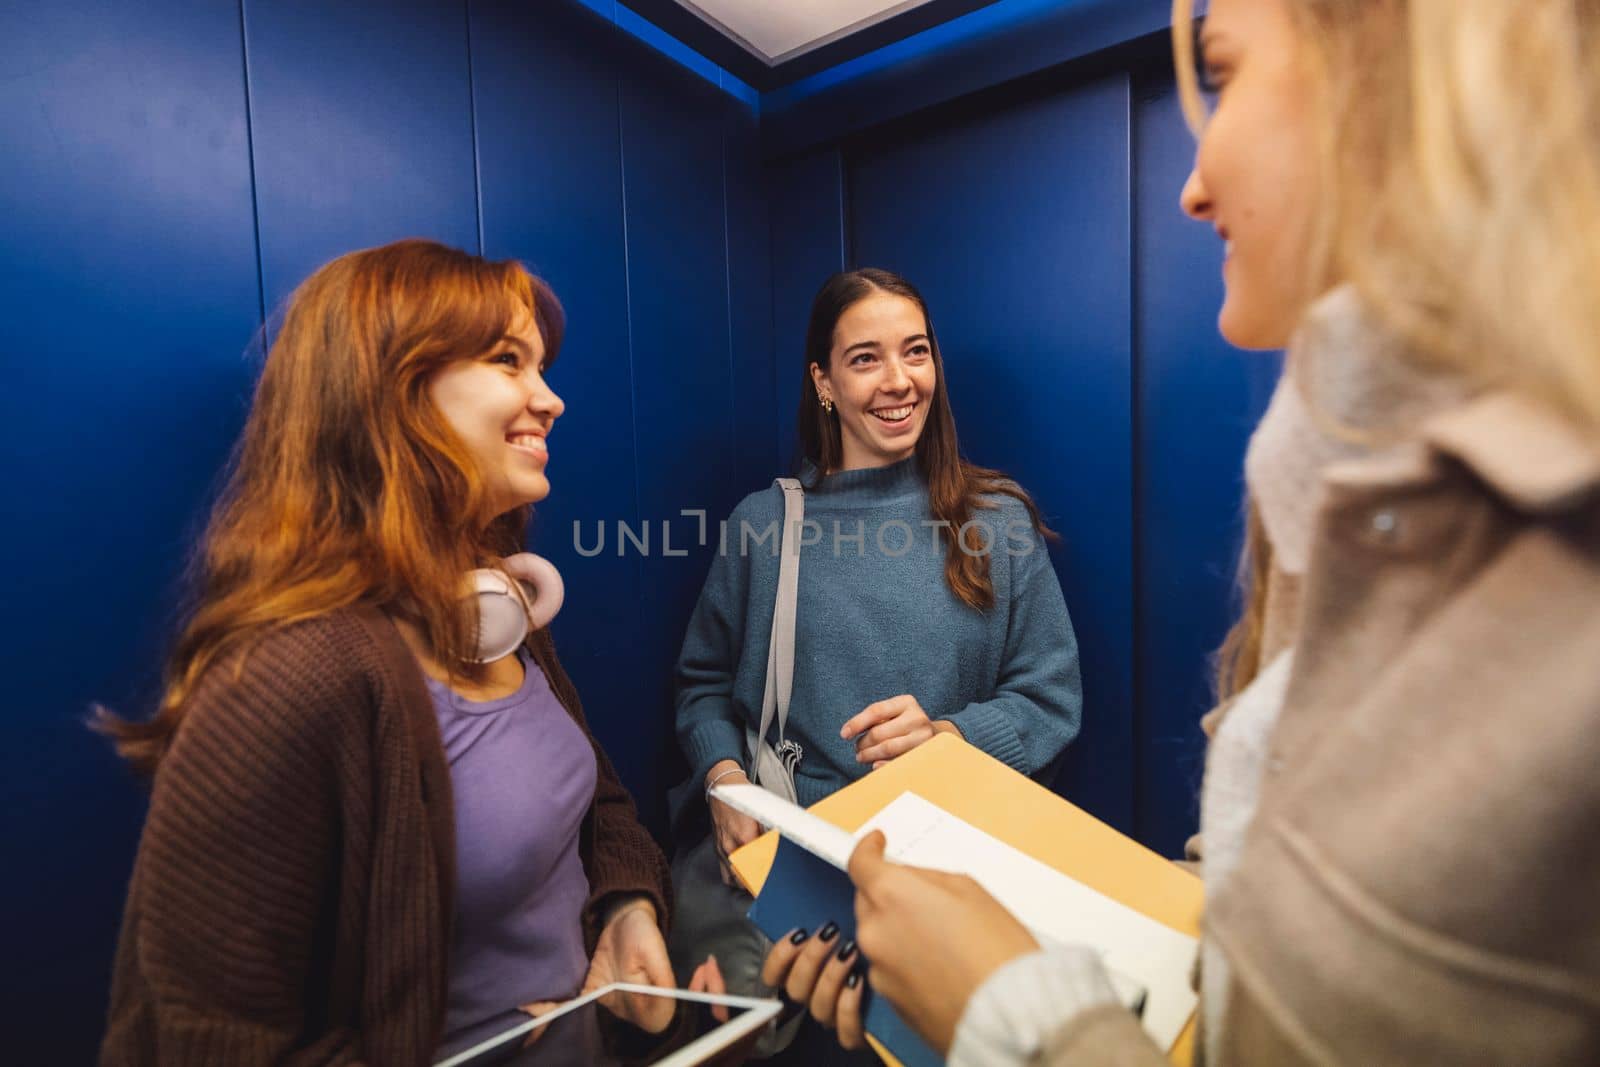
96, 239, 564, 774
798, 268, 1054, 611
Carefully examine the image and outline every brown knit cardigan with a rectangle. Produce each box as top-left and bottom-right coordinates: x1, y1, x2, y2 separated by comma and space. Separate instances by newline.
100, 607, 672, 1066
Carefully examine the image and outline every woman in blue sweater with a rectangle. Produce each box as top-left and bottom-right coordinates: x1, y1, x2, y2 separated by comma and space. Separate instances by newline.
671, 269, 1082, 1054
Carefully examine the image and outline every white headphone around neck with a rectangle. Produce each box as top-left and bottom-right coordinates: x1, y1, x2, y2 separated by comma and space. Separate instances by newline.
467, 553, 564, 663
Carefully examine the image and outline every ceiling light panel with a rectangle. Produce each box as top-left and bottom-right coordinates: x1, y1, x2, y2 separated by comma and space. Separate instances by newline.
680, 0, 937, 64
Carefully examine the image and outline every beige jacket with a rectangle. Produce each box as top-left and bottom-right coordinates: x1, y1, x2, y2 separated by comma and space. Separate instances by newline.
1043, 392, 1600, 1065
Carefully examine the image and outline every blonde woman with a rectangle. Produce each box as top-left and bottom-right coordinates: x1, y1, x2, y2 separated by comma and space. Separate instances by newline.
765, 0, 1600, 1062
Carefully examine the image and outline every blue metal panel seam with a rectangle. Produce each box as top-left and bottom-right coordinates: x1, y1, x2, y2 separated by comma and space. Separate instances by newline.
239, 0, 265, 325
465, 0, 485, 256
615, 81, 646, 592
1124, 70, 1147, 842
766, 164, 784, 468
721, 132, 739, 483
835, 148, 850, 267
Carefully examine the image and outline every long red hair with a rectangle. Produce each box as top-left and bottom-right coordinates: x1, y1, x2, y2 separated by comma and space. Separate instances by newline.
96, 239, 564, 774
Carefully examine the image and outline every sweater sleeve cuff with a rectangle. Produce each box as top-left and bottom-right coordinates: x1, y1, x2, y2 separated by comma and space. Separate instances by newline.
585, 886, 670, 943
949, 944, 1120, 1067
683, 720, 748, 788
944, 702, 1028, 773
584, 874, 671, 950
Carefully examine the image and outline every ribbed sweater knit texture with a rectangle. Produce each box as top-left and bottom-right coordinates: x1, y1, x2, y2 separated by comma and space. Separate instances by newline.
101, 608, 670, 1067
676, 457, 1082, 810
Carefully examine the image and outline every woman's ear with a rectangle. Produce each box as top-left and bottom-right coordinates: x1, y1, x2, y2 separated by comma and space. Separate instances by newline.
809, 361, 831, 404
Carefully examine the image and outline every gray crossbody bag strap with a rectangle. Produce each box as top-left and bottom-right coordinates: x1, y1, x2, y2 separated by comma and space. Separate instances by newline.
745, 477, 803, 804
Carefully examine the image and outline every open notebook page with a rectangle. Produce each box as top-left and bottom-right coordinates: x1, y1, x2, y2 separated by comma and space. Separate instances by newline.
712, 784, 1198, 1050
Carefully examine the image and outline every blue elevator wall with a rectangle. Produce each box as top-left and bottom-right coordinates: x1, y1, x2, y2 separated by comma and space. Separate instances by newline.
1133, 69, 1283, 857
0, 0, 263, 1059
245, 0, 481, 309
769, 148, 849, 469
848, 77, 1138, 832
470, 0, 648, 819
619, 37, 749, 813
725, 108, 781, 497
773, 55, 1277, 847
0, 0, 768, 1057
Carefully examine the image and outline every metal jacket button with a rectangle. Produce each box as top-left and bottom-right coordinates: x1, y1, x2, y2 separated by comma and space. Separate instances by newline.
1369, 509, 1401, 543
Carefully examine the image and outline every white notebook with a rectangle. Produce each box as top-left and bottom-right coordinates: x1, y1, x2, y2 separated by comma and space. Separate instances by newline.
713, 784, 1199, 1050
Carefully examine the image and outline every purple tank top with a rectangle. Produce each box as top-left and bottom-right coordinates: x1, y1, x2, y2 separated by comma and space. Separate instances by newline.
426, 650, 598, 1053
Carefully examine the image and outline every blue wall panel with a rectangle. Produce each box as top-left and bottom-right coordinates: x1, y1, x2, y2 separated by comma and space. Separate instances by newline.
724, 103, 780, 494
469, 0, 654, 822
1132, 67, 1281, 856
618, 40, 744, 824
767, 149, 848, 471
0, 0, 261, 1059
848, 76, 1137, 832
244, 0, 480, 308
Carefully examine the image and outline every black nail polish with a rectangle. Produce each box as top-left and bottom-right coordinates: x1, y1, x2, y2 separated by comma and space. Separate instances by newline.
835, 939, 857, 963
845, 970, 861, 990
818, 921, 839, 943
788, 928, 808, 945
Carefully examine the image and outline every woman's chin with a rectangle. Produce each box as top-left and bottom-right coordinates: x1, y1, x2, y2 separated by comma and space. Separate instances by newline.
1217, 298, 1292, 352
496, 476, 551, 513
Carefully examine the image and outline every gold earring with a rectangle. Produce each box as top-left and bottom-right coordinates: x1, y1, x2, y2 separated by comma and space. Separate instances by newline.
820, 396, 834, 414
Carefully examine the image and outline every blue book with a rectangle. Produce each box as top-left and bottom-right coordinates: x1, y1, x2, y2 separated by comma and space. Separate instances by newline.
745, 834, 942, 1067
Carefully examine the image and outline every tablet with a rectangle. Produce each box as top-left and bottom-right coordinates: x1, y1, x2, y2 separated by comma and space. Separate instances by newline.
433, 984, 782, 1067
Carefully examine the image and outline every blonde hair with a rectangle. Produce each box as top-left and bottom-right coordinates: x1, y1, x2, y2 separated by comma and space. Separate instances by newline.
1172, 0, 1600, 697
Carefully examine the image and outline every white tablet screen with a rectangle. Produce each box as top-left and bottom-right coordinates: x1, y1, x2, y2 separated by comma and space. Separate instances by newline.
434, 984, 781, 1067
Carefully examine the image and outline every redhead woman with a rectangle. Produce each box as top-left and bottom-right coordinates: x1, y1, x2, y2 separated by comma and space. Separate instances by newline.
98, 239, 720, 1065
771, 0, 1600, 1063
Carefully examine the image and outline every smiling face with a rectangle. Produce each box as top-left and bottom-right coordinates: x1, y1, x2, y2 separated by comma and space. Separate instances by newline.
1180, 0, 1322, 349
810, 290, 937, 471
428, 304, 564, 520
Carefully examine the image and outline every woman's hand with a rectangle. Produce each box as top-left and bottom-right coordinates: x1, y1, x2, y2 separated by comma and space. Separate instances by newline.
580, 897, 677, 1033
706, 760, 760, 886
841, 696, 961, 769
687, 953, 732, 1023
761, 924, 867, 1049
516, 1000, 561, 1049
847, 831, 1039, 1055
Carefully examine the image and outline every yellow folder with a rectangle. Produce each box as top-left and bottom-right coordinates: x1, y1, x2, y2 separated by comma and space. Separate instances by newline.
730, 732, 1201, 1066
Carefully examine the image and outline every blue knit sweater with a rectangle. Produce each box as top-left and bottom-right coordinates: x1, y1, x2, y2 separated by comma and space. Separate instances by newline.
675, 457, 1081, 808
